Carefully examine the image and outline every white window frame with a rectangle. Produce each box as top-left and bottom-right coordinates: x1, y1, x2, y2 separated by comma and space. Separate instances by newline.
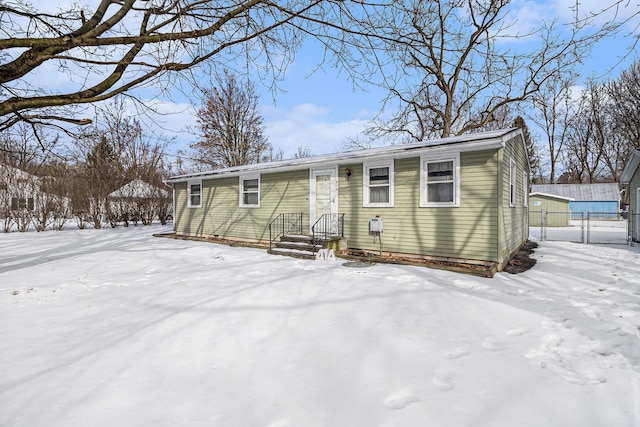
523, 171, 529, 207
420, 152, 460, 208
239, 174, 260, 208
510, 157, 517, 207
187, 180, 202, 208
363, 160, 394, 208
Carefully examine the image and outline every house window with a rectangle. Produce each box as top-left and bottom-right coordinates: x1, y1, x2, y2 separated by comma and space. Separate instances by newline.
420, 153, 460, 207
523, 171, 529, 207
10, 197, 34, 211
363, 161, 394, 207
240, 175, 260, 207
510, 158, 517, 207
187, 180, 202, 208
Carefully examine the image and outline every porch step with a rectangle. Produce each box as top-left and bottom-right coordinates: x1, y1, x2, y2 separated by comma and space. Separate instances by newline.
268, 234, 321, 260
268, 234, 343, 260
267, 247, 318, 260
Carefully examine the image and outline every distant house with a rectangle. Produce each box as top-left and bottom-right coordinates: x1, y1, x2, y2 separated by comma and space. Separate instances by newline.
108, 179, 172, 224
621, 149, 640, 240
0, 163, 40, 213
530, 183, 621, 218
165, 128, 530, 274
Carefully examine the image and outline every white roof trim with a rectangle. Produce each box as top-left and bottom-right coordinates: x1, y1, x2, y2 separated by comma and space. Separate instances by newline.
165, 128, 522, 183
529, 192, 575, 201
621, 149, 640, 184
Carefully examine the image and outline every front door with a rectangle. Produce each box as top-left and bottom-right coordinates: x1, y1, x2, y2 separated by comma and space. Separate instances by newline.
311, 168, 338, 234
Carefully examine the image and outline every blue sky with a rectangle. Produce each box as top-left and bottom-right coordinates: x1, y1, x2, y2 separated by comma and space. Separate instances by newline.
23, 0, 640, 161
162, 0, 640, 160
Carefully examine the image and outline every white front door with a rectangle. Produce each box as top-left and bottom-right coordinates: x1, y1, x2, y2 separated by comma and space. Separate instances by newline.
310, 168, 338, 234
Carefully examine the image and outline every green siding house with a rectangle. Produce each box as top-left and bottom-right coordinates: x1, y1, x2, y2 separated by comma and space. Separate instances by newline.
165, 128, 530, 272
621, 149, 640, 241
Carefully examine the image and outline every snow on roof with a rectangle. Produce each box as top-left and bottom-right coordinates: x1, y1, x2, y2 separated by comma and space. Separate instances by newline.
529, 192, 575, 201
109, 179, 169, 198
165, 128, 522, 183
0, 163, 39, 182
530, 183, 620, 202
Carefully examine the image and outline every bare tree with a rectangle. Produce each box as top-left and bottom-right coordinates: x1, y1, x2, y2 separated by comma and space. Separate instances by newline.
293, 146, 313, 159
513, 116, 542, 183
530, 75, 578, 183
190, 70, 271, 169
0, 0, 386, 150
564, 78, 630, 183
67, 98, 172, 227
565, 80, 622, 183
608, 60, 640, 150
356, 0, 609, 142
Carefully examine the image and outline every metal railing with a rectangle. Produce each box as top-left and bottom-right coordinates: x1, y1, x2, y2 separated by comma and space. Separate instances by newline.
311, 213, 344, 254
268, 212, 303, 250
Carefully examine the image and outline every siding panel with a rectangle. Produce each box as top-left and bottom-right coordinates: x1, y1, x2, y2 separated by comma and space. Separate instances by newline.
339, 150, 500, 262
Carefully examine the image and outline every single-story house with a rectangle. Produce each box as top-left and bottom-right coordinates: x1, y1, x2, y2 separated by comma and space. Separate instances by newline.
621, 149, 640, 241
528, 193, 573, 227
165, 128, 530, 272
530, 183, 621, 219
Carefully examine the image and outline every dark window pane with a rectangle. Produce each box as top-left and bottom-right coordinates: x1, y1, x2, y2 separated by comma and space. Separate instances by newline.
244, 192, 259, 205
427, 161, 453, 182
243, 179, 259, 191
369, 167, 389, 185
428, 182, 453, 203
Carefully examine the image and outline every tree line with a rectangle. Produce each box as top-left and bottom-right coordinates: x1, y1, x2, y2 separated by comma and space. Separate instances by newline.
528, 60, 640, 185
0, 98, 172, 232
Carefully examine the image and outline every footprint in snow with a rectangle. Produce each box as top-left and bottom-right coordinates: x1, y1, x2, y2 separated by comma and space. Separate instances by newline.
562, 371, 607, 385
384, 391, 420, 409
432, 371, 454, 391
505, 328, 528, 336
443, 349, 469, 359
482, 337, 505, 351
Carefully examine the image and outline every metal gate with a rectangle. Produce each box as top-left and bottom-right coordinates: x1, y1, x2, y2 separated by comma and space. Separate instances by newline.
529, 210, 630, 245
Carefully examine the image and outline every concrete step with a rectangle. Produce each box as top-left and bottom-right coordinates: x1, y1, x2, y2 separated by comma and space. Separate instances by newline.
279, 234, 314, 244
274, 241, 323, 252
267, 247, 318, 260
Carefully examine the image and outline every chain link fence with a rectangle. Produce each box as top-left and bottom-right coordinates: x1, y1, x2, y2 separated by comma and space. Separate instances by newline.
529, 210, 631, 245
631, 213, 640, 243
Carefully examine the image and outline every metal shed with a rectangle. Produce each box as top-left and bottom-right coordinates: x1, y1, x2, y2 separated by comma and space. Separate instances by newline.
529, 192, 573, 227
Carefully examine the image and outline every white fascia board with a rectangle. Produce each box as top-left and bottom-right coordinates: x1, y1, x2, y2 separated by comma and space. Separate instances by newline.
621, 149, 640, 184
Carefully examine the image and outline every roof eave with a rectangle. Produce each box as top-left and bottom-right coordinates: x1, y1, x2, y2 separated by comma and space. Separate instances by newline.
621, 149, 640, 184
164, 128, 519, 184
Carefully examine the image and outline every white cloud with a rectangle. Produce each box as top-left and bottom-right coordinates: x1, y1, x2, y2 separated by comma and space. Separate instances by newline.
263, 103, 370, 156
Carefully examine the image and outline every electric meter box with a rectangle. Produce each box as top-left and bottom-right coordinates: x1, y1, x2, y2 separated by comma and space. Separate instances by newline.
370, 217, 383, 232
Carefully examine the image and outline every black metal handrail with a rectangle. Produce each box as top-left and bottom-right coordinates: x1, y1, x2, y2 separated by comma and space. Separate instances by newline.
311, 213, 345, 253
268, 212, 304, 250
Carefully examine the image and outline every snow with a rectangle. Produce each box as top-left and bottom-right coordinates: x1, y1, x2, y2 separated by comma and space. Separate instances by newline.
1, 225, 639, 426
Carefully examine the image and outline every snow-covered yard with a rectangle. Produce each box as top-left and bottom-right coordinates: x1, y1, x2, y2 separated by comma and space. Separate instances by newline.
1, 225, 639, 426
